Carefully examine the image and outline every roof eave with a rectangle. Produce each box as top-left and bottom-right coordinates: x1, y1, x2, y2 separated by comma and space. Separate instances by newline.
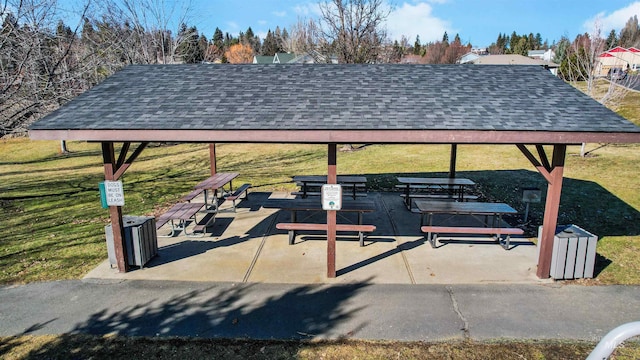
28, 129, 640, 145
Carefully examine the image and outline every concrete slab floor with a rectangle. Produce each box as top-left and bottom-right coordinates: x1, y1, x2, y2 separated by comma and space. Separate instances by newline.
84, 191, 551, 285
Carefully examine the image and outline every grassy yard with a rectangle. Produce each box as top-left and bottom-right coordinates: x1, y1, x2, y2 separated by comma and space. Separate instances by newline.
1, 334, 639, 359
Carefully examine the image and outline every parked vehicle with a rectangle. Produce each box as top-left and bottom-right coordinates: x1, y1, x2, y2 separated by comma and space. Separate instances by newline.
607, 67, 627, 80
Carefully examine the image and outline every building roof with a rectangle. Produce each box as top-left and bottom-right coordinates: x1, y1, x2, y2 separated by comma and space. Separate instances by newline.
609, 46, 628, 53
472, 54, 558, 67
253, 55, 274, 64
29, 64, 640, 144
274, 53, 296, 63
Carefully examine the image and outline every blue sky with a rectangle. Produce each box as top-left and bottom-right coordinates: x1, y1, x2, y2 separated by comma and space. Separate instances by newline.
188, 0, 640, 48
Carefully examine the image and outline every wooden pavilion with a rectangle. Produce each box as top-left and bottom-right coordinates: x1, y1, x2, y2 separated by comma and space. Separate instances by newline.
29, 64, 640, 278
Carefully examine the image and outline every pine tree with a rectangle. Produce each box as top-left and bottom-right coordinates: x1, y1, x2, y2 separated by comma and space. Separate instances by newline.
508, 31, 518, 53
442, 31, 449, 45
535, 33, 543, 49
274, 26, 284, 53
527, 33, 535, 50
413, 35, 421, 55
553, 36, 570, 63
262, 29, 278, 56
213, 27, 224, 48
605, 29, 617, 50
619, 15, 639, 48
176, 24, 204, 63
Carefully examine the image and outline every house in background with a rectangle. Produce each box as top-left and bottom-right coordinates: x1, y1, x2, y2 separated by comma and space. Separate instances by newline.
458, 48, 488, 64
596, 46, 640, 76
253, 55, 274, 64
457, 52, 481, 64
528, 49, 555, 62
253, 52, 338, 64
471, 54, 559, 76
274, 52, 296, 63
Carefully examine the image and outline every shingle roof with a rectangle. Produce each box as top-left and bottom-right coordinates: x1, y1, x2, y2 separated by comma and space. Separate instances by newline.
29, 64, 640, 143
274, 53, 296, 63
472, 54, 558, 67
253, 55, 274, 64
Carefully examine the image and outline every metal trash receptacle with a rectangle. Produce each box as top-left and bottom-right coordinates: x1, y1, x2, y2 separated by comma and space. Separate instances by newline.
105, 215, 158, 268
538, 224, 598, 279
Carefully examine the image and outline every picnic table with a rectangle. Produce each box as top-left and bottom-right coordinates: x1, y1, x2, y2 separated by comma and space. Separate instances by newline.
263, 198, 376, 246
414, 199, 522, 249
193, 172, 239, 211
155, 202, 209, 237
292, 175, 367, 199
396, 177, 477, 210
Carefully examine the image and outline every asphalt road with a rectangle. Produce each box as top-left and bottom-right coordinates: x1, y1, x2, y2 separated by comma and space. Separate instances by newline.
1, 280, 639, 342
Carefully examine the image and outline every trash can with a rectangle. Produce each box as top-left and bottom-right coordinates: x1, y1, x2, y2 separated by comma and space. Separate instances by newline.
537, 224, 598, 279
105, 215, 158, 268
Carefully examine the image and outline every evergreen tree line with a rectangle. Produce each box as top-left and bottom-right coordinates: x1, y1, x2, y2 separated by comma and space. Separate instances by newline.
487, 31, 548, 55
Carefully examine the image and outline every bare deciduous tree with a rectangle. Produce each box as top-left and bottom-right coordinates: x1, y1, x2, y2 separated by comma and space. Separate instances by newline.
317, 0, 390, 63
561, 21, 639, 156
96, 0, 194, 64
0, 0, 93, 139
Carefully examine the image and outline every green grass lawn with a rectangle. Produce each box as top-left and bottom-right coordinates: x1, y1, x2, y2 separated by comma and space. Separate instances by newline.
1, 334, 639, 359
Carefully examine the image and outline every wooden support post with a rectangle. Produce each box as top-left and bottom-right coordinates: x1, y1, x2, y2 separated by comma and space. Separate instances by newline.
536, 145, 566, 278
327, 143, 337, 278
102, 142, 129, 273
449, 144, 458, 178
209, 143, 217, 176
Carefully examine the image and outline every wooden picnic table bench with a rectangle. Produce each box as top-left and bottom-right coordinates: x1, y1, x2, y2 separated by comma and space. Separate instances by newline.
292, 175, 367, 199
156, 202, 213, 237
181, 188, 205, 202
276, 223, 376, 247
224, 183, 252, 211
420, 225, 524, 250
194, 172, 239, 211
397, 177, 476, 211
264, 198, 376, 246
415, 200, 521, 249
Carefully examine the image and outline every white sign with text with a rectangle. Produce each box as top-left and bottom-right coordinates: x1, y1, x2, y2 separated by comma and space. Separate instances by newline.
321, 184, 342, 210
104, 180, 125, 206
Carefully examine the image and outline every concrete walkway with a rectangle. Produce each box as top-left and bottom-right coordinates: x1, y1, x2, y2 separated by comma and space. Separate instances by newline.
1, 280, 639, 342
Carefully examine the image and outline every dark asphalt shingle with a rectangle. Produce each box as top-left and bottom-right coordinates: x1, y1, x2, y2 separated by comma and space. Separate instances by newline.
30, 64, 640, 133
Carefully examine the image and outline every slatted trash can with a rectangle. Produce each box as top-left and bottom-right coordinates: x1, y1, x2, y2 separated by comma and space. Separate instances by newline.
538, 224, 598, 279
105, 215, 158, 268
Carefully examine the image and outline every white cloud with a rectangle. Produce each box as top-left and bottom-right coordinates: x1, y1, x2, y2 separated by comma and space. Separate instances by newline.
386, 2, 452, 42
272, 10, 287, 17
258, 20, 267, 25
226, 21, 239, 30
583, 1, 640, 36
293, 2, 321, 17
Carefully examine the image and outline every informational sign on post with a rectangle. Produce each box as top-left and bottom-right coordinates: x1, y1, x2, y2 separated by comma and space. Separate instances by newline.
321, 184, 342, 211
101, 180, 125, 207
